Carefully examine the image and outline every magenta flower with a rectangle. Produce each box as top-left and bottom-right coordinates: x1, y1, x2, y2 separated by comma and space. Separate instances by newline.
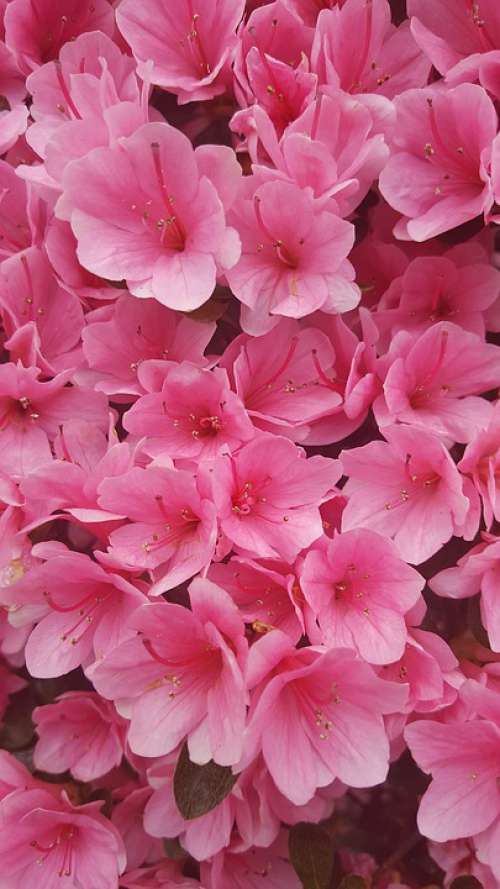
98, 464, 217, 594
379, 83, 497, 240
221, 318, 342, 441
375, 321, 500, 442
91, 578, 248, 764
0, 550, 148, 677
375, 250, 500, 340
406, 716, 500, 844
5, 0, 115, 73
226, 178, 358, 333
458, 404, 500, 528
0, 362, 108, 478
234, 0, 316, 134
117, 0, 245, 103
33, 692, 127, 782
58, 121, 242, 311
243, 632, 407, 804
82, 291, 215, 398
0, 787, 126, 888
0, 245, 84, 373
209, 555, 306, 642
25, 30, 140, 173
341, 425, 472, 564
300, 528, 424, 663
431, 535, 500, 652
212, 434, 341, 562
408, 0, 500, 77
201, 841, 302, 889
124, 363, 255, 460
311, 0, 430, 98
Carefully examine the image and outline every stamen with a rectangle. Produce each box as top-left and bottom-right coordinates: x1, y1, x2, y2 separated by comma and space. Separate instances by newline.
349, 0, 373, 91
185, 1, 211, 75
150, 143, 186, 251
143, 637, 177, 667
20, 254, 35, 319
311, 349, 343, 394
253, 197, 297, 267
54, 61, 82, 120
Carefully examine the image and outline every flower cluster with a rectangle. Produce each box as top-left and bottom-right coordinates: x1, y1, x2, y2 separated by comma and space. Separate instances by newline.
0, 1, 499, 888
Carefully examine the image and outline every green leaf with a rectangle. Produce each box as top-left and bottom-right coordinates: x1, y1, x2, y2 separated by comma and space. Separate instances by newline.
289, 822, 336, 889
173, 743, 238, 820
450, 877, 484, 889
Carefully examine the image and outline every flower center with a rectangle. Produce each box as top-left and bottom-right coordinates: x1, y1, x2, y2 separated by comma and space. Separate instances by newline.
142, 498, 200, 554
408, 329, 449, 409
349, 0, 374, 91
184, 3, 211, 77
466, 2, 497, 51
384, 457, 440, 511
30, 824, 79, 877
43, 587, 110, 647
253, 196, 299, 268
150, 143, 186, 252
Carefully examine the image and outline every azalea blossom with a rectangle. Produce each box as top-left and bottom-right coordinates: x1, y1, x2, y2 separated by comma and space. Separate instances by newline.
58, 121, 242, 311
91, 578, 248, 764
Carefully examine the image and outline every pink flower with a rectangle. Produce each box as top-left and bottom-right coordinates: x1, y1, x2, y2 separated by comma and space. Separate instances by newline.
0, 159, 35, 263
282, 0, 343, 28
408, 0, 500, 77
381, 628, 459, 716
458, 404, 500, 528
45, 218, 117, 303
232, 88, 389, 222
208, 555, 306, 642
301, 310, 380, 445
226, 177, 358, 334
0, 550, 148, 677
374, 321, 500, 443
5, 0, 115, 73
58, 121, 242, 311
33, 692, 127, 782
117, 0, 245, 103
311, 0, 430, 98
429, 838, 497, 889
120, 861, 203, 889
375, 250, 500, 340
221, 319, 342, 442
144, 754, 332, 861
405, 717, 500, 842
201, 840, 302, 889
112, 786, 163, 872
0, 362, 108, 478
430, 535, 500, 652
243, 631, 407, 804
26, 30, 140, 167
234, 1, 316, 134
0, 787, 126, 888
341, 425, 471, 564
300, 528, 424, 664
20, 417, 133, 535
212, 434, 341, 562
0, 245, 84, 373
91, 578, 248, 764
97, 464, 217, 594
379, 84, 497, 240
0, 749, 39, 800
124, 363, 254, 460
0, 44, 28, 154
82, 291, 215, 398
